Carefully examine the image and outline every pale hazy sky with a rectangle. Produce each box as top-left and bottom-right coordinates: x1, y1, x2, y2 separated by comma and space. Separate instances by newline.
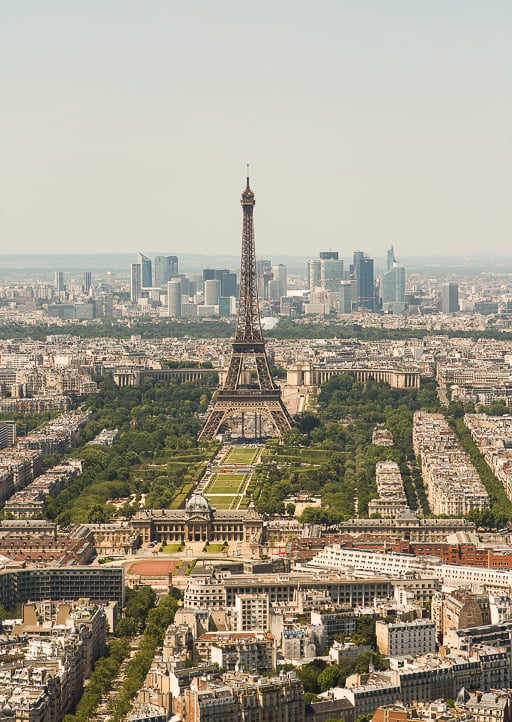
1, 1, 511, 258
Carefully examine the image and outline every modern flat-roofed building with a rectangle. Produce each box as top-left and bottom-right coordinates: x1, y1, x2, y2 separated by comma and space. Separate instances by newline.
234, 593, 269, 631
441, 283, 459, 313
130, 263, 142, 303
0, 566, 125, 608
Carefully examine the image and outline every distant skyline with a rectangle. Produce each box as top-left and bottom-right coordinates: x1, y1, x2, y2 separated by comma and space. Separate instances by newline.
2, 2, 511, 257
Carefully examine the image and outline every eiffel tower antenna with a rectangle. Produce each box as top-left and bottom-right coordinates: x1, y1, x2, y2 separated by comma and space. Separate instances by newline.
198, 174, 292, 441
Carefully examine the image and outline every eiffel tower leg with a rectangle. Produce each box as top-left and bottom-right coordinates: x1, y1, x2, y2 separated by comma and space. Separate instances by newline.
198, 408, 228, 442
265, 401, 293, 436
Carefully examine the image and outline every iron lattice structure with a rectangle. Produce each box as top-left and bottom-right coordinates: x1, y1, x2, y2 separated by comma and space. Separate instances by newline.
198, 177, 292, 441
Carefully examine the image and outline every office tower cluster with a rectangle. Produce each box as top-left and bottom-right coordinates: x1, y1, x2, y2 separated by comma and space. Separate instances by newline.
130, 252, 180, 307
306, 251, 351, 315
45, 268, 114, 320
305, 247, 406, 315
131, 253, 179, 303
255, 261, 288, 303
129, 253, 254, 319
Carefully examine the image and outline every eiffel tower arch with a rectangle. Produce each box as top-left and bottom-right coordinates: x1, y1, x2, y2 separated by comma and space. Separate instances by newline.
199, 175, 292, 442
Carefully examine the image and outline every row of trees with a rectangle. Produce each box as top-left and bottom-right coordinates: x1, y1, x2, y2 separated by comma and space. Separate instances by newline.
448, 416, 512, 520
267, 318, 512, 343
0, 410, 61, 436
106, 590, 181, 722
4, 316, 512, 343
63, 585, 159, 722
0, 319, 233, 341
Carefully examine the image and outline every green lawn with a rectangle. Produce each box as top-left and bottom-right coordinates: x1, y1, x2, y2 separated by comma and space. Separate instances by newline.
206, 495, 237, 508
161, 543, 183, 552
223, 447, 260, 465
171, 482, 194, 508
203, 543, 227, 553
207, 473, 247, 494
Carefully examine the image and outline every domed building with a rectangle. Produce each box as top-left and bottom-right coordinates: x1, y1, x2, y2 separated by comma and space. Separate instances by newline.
186, 492, 212, 514
131, 491, 263, 549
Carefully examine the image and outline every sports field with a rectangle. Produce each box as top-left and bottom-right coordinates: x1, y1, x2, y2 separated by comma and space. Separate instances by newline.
207, 472, 247, 494
128, 560, 178, 576
223, 447, 260, 465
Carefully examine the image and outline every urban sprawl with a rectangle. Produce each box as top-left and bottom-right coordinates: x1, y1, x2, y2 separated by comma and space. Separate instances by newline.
3, 235, 512, 722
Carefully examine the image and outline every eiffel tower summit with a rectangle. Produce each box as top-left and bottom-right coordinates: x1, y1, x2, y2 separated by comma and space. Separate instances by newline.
198, 174, 292, 442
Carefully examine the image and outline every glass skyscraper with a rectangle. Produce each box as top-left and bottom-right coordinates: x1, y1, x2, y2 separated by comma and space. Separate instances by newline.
138, 253, 152, 288
154, 255, 178, 287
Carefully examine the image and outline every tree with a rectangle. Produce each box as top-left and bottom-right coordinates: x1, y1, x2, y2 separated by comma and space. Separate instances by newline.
282, 428, 303, 447
115, 616, 137, 637
0, 603, 13, 620
294, 412, 322, 436
295, 661, 326, 693
86, 504, 110, 524
318, 665, 343, 692
353, 651, 389, 674
285, 502, 296, 516
467, 508, 509, 531
299, 507, 343, 525
354, 616, 377, 648
355, 715, 373, 722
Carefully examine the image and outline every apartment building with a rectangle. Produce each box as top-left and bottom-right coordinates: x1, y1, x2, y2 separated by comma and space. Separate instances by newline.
338, 512, 475, 541
184, 672, 305, 722
306, 544, 439, 578
337, 647, 510, 717
368, 461, 409, 518
226, 574, 395, 608
233, 593, 269, 631
196, 631, 276, 674
376, 619, 436, 656
432, 589, 491, 641
0, 600, 108, 722
413, 412, 489, 515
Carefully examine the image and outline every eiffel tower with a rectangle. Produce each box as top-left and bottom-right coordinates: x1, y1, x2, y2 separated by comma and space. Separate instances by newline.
198, 174, 292, 441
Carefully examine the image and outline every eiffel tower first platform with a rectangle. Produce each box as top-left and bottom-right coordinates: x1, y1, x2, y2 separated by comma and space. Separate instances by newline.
198, 175, 292, 442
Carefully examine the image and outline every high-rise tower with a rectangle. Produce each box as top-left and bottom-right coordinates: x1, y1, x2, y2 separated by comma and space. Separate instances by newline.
83, 271, 92, 294
154, 255, 178, 286
54, 271, 65, 292
320, 258, 344, 291
167, 279, 182, 317
441, 283, 459, 313
386, 245, 397, 272
350, 251, 374, 310
382, 246, 405, 312
199, 176, 292, 441
130, 264, 141, 304
138, 252, 153, 288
